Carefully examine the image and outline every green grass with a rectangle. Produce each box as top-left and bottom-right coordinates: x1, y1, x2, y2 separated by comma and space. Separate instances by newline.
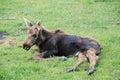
0, 0, 120, 80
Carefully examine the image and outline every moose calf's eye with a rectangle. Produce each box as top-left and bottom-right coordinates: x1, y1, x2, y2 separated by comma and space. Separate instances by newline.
33, 34, 37, 37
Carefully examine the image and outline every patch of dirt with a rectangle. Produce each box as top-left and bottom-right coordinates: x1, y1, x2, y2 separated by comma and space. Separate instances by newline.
0, 32, 8, 39
0, 39, 17, 46
0, 37, 23, 48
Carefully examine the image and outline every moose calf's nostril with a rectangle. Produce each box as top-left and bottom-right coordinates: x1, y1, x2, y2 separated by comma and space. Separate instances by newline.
23, 44, 31, 50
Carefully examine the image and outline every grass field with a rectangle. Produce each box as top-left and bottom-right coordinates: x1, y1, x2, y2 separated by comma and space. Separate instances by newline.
0, 0, 120, 80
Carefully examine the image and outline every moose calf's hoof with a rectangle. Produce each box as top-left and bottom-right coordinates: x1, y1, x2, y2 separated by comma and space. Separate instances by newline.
67, 67, 75, 73
88, 68, 94, 75
63, 56, 68, 61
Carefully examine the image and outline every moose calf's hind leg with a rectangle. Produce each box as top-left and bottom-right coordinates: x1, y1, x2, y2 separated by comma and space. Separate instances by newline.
86, 48, 99, 75
67, 52, 87, 72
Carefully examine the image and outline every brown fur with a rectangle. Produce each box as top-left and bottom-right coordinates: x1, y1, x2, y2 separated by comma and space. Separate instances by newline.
23, 18, 102, 75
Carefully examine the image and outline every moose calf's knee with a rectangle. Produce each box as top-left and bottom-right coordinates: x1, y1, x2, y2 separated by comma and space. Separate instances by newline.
86, 48, 96, 57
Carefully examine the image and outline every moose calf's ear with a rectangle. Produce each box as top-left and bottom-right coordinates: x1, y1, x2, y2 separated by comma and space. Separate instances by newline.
23, 17, 33, 28
36, 21, 41, 26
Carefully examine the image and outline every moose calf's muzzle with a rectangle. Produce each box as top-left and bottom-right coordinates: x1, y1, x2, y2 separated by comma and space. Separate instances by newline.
23, 43, 31, 50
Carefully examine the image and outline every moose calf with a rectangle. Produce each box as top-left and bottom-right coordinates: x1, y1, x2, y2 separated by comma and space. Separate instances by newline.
23, 18, 102, 75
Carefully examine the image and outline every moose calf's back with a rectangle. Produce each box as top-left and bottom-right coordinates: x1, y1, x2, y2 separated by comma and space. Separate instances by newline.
58, 35, 102, 56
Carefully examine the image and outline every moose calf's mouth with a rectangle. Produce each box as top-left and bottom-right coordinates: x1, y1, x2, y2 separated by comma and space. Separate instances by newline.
23, 45, 31, 50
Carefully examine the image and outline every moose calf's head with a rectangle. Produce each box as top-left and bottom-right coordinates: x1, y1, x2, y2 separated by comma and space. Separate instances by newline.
23, 18, 65, 51
23, 18, 42, 50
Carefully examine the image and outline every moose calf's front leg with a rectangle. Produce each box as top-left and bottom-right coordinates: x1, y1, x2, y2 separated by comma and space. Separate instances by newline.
86, 48, 99, 75
34, 52, 68, 61
34, 51, 51, 61
33, 49, 40, 54
67, 52, 87, 72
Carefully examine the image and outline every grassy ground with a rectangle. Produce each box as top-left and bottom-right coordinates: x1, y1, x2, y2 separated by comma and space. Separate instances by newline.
0, 0, 120, 80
